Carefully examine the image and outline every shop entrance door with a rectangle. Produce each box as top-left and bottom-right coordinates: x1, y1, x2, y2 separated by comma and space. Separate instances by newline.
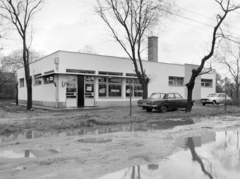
85, 83, 95, 106
66, 82, 77, 107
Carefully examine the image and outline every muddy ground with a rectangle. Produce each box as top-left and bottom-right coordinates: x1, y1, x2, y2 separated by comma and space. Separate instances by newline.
0, 101, 240, 179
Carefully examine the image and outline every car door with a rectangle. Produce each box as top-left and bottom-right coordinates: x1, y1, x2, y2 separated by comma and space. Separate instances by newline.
175, 93, 185, 108
167, 93, 176, 108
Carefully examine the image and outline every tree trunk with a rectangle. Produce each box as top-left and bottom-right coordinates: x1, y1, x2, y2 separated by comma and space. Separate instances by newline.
15, 82, 18, 105
235, 83, 239, 106
186, 81, 195, 112
26, 78, 32, 110
23, 40, 32, 110
142, 82, 148, 99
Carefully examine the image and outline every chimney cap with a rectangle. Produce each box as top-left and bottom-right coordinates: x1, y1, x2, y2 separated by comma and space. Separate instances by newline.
148, 36, 158, 39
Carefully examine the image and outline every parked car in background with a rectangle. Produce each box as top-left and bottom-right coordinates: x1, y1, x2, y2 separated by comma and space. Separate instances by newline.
137, 92, 193, 113
201, 93, 232, 106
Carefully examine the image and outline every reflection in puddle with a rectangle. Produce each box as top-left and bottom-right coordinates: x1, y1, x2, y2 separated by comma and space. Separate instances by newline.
0, 130, 44, 143
77, 138, 113, 143
0, 121, 192, 143
99, 131, 240, 179
0, 149, 59, 159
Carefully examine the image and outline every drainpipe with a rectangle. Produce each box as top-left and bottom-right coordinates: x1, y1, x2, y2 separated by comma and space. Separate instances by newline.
54, 57, 59, 108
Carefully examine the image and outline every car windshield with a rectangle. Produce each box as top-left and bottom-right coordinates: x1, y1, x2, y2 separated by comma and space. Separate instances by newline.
149, 93, 166, 99
207, 94, 217, 97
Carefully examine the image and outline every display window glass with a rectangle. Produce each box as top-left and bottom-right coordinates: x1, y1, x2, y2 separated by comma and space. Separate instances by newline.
134, 85, 143, 97
126, 85, 133, 97
99, 84, 107, 97
66, 83, 77, 92
98, 77, 107, 83
85, 76, 95, 82
85, 84, 94, 93
109, 85, 121, 97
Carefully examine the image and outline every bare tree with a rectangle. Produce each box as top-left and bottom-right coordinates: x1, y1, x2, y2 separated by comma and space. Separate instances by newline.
0, 68, 15, 91
185, 0, 240, 112
78, 45, 98, 54
218, 40, 240, 104
2, 49, 45, 70
96, 0, 172, 99
0, 0, 44, 110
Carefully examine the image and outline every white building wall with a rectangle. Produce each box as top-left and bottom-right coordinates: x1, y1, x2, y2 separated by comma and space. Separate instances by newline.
58, 51, 186, 98
17, 52, 59, 102
17, 50, 216, 108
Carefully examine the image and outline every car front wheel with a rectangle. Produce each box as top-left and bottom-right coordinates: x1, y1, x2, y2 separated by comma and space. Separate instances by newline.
146, 108, 153, 112
160, 105, 167, 113
202, 103, 205, 106
212, 100, 217, 105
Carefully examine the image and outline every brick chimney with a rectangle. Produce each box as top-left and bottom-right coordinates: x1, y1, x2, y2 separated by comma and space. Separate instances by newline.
148, 36, 158, 62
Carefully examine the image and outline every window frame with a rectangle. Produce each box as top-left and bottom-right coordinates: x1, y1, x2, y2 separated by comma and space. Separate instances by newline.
201, 79, 213, 88
43, 75, 54, 84
169, 76, 184, 87
19, 78, 24, 87
34, 74, 42, 86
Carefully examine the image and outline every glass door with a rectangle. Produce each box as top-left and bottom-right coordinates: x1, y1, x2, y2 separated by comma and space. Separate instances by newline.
84, 76, 95, 106
66, 82, 77, 107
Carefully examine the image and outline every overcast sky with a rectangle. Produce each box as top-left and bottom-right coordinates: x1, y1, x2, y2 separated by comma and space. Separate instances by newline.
1, 0, 240, 68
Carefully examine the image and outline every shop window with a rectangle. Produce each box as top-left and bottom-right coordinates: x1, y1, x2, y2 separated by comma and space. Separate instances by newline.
19, 78, 24, 87
85, 76, 95, 82
201, 79, 212, 87
34, 74, 42, 85
109, 85, 121, 97
44, 75, 54, 84
98, 77, 107, 83
134, 85, 143, 97
126, 85, 133, 97
169, 77, 184, 86
98, 77, 122, 97
126, 78, 142, 97
99, 84, 107, 97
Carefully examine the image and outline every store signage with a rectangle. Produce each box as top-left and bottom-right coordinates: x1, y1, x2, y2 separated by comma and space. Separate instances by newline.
99, 77, 107, 82
111, 89, 120, 92
66, 75, 77, 81
99, 88, 106, 93
109, 78, 122, 83
85, 76, 95, 82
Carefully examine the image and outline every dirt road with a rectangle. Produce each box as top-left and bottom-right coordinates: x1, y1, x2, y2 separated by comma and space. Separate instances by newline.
1, 102, 240, 179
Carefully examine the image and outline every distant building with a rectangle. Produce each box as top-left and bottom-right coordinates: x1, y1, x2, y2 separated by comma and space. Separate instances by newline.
16, 37, 216, 108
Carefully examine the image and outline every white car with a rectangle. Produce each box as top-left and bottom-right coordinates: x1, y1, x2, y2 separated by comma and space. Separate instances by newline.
201, 93, 232, 106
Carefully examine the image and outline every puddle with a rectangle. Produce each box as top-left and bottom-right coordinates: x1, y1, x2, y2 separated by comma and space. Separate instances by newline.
77, 138, 113, 143
0, 149, 59, 159
0, 130, 44, 143
0, 121, 193, 143
98, 130, 240, 179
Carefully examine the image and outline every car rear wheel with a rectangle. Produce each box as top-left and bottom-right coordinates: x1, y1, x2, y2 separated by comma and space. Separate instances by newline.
160, 105, 167, 113
202, 103, 205, 106
146, 108, 153, 112
212, 100, 217, 105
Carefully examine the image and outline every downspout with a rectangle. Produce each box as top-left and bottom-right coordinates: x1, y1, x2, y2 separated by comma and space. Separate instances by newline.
54, 55, 59, 108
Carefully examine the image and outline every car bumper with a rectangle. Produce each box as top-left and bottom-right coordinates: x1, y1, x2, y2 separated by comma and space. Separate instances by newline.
138, 104, 158, 108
